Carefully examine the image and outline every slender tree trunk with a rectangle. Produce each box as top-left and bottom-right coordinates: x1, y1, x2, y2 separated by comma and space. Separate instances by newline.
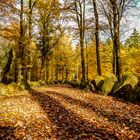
80, 0, 86, 82
55, 65, 58, 81
29, 0, 32, 40
86, 42, 89, 81
112, 1, 121, 81
93, 0, 102, 76
41, 59, 45, 81
14, 57, 18, 82
66, 66, 68, 82
19, 0, 30, 89
27, 0, 32, 83
2, 49, 13, 84
80, 32, 86, 82
115, 25, 121, 81
62, 65, 65, 81
45, 60, 49, 82
113, 45, 116, 74
74, 0, 86, 83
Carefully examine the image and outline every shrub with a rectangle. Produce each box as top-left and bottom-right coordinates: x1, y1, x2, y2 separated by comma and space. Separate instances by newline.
69, 80, 81, 88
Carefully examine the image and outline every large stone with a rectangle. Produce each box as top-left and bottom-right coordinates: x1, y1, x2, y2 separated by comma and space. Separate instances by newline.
102, 74, 118, 95
113, 74, 138, 101
91, 76, 104, 92
133, 79, 140, 102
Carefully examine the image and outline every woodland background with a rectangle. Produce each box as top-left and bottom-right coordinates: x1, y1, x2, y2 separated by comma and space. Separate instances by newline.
0, 0, 140, 95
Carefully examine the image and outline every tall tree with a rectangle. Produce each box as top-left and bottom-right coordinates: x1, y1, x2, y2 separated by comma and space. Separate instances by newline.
64, 0, 87, 82
92, 0, 102, 76
125, 28, 140, 48
36, 0, 64, 82
100, 0, 136, 81
19, 0, 30, 89
74, 0, 86, 82
27, 0, 36, 82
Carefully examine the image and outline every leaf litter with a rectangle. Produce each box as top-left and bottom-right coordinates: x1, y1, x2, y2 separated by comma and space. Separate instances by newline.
0, 84, 140, 139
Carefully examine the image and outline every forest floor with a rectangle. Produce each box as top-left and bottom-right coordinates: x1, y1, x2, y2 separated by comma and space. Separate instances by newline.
0, 84, 140, 140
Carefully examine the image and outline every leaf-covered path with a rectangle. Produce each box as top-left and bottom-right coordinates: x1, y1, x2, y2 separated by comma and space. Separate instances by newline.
0, 85, 140, 140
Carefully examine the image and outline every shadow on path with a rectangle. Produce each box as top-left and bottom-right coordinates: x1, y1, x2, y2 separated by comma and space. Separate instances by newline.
45, 90, 140, 133
30, 89, 118, 139
0, 126, 16, 139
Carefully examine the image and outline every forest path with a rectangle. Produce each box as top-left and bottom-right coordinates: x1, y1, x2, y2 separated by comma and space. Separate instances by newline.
0, 84, 140, 140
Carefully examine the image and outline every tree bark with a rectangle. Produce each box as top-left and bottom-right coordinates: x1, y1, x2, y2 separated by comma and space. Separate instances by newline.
92, 0, 102, 76
112, 1, 121, 81
80, 32, 86, 82
45, 60, 49, 82
66, 66, 68, 81
86, 42, 89, 81
19, 0, 30, 89
112, 46, 116, 74
27, 0, 32, 83
74, 0, 86, 82
2, 49, 13, 84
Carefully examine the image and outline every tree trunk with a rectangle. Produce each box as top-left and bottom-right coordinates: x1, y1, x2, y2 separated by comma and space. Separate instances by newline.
41, 59, 45, 81
66, 66, 68, 82
93, 0, 102, 76
19, 0, 30, 89
27, 0, 32, 83
14, 57, 18, 83
74, 0, 86, 83
80, 32, 86, 82
62, 65, 65, 81
86, 42, 89, 81
112, 45, 116, 74
113, 1, 121, 81
80, 0, 86, 82
2, 49, 13, 84
45, 60, 49, 82
55, 65, 58, 81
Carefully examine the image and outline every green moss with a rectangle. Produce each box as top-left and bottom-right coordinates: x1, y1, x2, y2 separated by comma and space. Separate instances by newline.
102, 74, 117, 95
91, 76, 104, 92
113, 74, 138, 101
114, 74, 138, 93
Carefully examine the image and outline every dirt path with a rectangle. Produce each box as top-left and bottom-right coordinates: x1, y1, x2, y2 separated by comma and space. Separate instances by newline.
0, 85, 140, 139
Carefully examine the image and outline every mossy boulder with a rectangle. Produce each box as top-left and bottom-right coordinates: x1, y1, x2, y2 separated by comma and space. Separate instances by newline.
0, 84, 11, 95
30, 81, 41, 87
89, 81, 95, 92
80, 81, 89, 89
113, 74, 138, 101
91, 76, 104, 92
133, 79, 140, 102
38, 80, 45, 85
70, 80, 81, 88
102, 74, 118, 95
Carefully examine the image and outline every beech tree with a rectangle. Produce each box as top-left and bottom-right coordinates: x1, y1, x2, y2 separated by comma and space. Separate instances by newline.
36, 0, 64, 82
92, 0, 102, 76
100, 0, 136, 81
63, 0, 87, 83
18, 0, 31, 89
0, 0, 140, 85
